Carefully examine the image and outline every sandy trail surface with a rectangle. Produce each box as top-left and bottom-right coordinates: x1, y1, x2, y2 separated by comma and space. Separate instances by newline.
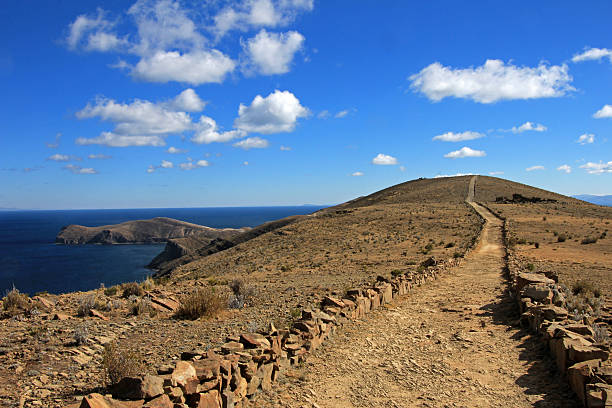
249, 176, 576, 407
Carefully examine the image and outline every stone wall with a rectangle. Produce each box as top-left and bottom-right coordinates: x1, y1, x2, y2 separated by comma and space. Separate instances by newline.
72, 256, 465, 408
484, 205, 612, 407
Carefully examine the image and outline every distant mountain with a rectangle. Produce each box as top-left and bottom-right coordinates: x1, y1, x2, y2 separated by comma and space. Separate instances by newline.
573, 195, 612, 206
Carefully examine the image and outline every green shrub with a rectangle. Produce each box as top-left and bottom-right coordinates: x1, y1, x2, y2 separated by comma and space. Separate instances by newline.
104, 286, 119, 297
175, 288, 226, 320
390, 269, 403, 277
101, 342, 143, 386
526, 263, 535, 272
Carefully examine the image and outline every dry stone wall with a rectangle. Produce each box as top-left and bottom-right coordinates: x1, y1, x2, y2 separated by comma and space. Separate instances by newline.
70, 256, 464, 408
485, 204, 612, 407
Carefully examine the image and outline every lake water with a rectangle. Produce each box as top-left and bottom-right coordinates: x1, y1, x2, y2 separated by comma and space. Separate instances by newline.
0, 206, 324, 295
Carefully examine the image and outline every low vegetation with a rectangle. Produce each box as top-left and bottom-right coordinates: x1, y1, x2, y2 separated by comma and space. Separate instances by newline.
121, 282, 144, 298
228, 279, 255, 309
101, 342, 144, 386
174, 287, 226, 320
1, 286, 31, 317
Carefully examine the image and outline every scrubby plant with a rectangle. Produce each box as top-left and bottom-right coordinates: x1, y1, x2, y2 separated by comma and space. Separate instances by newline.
390, 269, 403, 277
77, 294, 99, 317
140, 276, 155, 291
2, 286, 31, 317
175, 288, 226, 320
557, 234, 567, 243
121, 282, 144, 298
104, 286, 119, 296
228, 279, 256, 309
572, 280, 601, 298
101, 342, 144, 386
581, 236, 598, 245
592, 325, 610, 344
526, 263, 535, 272
73, 324, 89, 346
130, 296, 157, 317
444, 242, 455, 248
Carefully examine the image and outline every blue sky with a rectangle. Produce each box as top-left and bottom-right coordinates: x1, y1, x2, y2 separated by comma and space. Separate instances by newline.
1, 0, 611, 209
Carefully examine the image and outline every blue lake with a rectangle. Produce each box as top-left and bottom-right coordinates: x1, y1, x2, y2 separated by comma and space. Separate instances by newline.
0, 206, 324, 295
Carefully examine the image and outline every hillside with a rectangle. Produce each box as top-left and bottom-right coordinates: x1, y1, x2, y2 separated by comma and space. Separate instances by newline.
1, 175, 610, 408
55, 217, 247, 245
574, 194, 612, 207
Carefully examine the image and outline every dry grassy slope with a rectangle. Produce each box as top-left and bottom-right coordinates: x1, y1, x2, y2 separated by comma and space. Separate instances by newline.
474, 176, 612, 297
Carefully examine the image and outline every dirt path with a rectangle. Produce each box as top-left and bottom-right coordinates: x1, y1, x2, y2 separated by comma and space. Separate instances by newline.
249, 176, 576, 408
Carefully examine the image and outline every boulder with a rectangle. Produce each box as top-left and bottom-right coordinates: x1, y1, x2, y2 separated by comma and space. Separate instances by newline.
567, 359, 601, 403
239, 333, 271, 349
520, 284, 553, 304
79, 394, 143, 408
516, 273, 555, 294
171, 361, 197, 388
89, 309, 109, 321
541, 305, 569, 321
142, 394, 172, 408
569, 344, 610, 364
322, 296, 344, 308
193, 358, 220, 382
187, 390, 221, 408
112, 375, 164, 400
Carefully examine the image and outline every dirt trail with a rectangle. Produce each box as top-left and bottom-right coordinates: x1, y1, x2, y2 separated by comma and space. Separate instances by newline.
250, 176, 576, 407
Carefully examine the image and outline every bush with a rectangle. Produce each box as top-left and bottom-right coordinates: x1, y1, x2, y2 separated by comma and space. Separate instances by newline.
77, 294, 100, 317
444, 242, 455, 248
130, 296, 157, 317
2, 286, 31, 316
453, 252, 463, 259
175, 288, 226, 320
104, 286, 119, 297
228, 279, 255, 310
73, 324, 89, 346
390, 269, 403, 277
572, 280, 601, 298
121, 282, 144, 298
581, 237, 598, 245
101, 342, 143, 386
557, 234, 567, 243
534, 242, 540, 249
526, 263, 535, 272
140, 276, 155, 291
592, 325, 610, 344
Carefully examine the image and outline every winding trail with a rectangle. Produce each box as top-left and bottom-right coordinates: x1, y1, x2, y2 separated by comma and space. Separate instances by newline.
250, 176, 576, 408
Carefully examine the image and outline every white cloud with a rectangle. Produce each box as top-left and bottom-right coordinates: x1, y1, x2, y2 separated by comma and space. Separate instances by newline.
399, 165, 406, 172
66, 8, 127, 52
317, 110, 330, 119
432, 131, 484, 142
46, 133, 61, 148
409, 59, 573, 103
191, 116, 245, 144
280, 145, 291, 151
593, 105, 612, 119
212, 0, 313, 37
132, 50, 235, 85
577, 133, 595, 145
63, 164, 97, 174
234, 90, 309, 134
434, 173, 474, 178
47, 154, 70, 162
243, 161, 249, 166
580, 161, 612, 174
372, 153, 398, 165
77, 132, 166, 147
179, 159, 209, 170
147, 165, 155, 173
489, 171, 504, 176
572, 47, 612, 63
526, 165, 545, 171
233, 136, 270, 150
167, 146, 188, 154
243, 29, 304, 75
511, 121, 547, 134
166, 88, 206, 112
444, 147, 486, 159
557, 164, 571, 174
88, 154, 112, 159
335, 110, 349, 119
160, 160, 173, 168
351, 171, 364, 176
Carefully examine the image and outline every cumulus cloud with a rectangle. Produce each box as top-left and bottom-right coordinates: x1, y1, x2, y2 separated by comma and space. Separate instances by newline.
409, 59, 573, 103
557, 164, 571, 174
160, 160, 173, 168
179, 159, 209, 170
444, 147, 486, 159
46, 133, 61, 148
280, 145, 291, 151
593, 105, 612, 119
63, 164, 97, 174
372, 153, 398, 165
212, 0, 313, 37
132, 50, 236, 85
432, 131, 484, 142
511, 122, 547, 134
580, 161, 612, 174
66, 8, 128, 52
191, 116, 245, 144
233, 136, 269, 150
572, 47, 612, 63
234, 90, 309, 134
351, 171, 364, 176
577, 134, 595, 145
243, 29, 304, 75
88, 154, 112, 159
526, 165, 545, 171
76, 89, 209, 147
167, 146, 187, 154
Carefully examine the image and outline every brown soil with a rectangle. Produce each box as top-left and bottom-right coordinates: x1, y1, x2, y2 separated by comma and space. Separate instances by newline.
248, 179, 577, 407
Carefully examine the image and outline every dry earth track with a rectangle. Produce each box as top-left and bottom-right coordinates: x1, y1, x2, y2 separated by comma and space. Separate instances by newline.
249, 176, 577, 408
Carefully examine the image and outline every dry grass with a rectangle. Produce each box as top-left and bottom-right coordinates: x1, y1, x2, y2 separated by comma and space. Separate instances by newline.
121, 282, 144, 298
130, 296, 157, 317
174, 287, 226, 320
101, 342, 144, 386
1, 286, 31, 317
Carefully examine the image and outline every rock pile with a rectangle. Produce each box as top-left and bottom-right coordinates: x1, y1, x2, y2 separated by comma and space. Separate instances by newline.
68, 258, 462, 408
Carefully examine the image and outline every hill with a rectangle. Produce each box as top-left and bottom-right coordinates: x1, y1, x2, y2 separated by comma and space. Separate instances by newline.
55, 217, 247, 245
573, 194, 612, 207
